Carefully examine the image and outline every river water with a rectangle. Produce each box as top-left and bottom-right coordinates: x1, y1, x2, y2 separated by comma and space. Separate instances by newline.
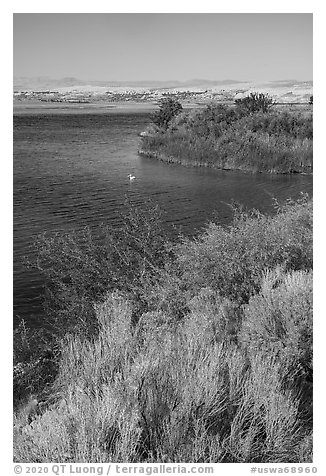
13, 110, 313, 326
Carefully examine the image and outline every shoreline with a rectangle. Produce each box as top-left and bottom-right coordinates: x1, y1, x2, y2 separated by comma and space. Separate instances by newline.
138, 149, 313, 176
13, 100, 158, 115
13, 100, 200, 115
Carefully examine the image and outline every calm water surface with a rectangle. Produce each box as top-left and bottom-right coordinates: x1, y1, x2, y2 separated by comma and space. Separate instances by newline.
13, 111, 313, 326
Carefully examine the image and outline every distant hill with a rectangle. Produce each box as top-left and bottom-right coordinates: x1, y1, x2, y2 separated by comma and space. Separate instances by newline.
14, 76, 311, 92
13, 76, 251, 91
14, 76, 87, 91
13, 76, 313, 104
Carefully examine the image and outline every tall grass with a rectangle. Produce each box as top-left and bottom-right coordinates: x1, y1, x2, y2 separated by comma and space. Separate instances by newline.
14, 272, 312, 462
28, 199, 172, 338
139, 104, 313, 173
14, 197, 313, 463
170, 195, 312, 308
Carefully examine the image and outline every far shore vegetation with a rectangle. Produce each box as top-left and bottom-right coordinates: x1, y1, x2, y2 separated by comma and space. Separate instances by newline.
14, 194, 313, 463
138, 93, 313, 174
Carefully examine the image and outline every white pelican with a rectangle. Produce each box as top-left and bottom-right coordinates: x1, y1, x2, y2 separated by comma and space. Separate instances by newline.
128, 174, 136, 181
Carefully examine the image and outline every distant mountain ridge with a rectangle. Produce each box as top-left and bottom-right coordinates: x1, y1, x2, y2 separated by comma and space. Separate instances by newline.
14, 76, 312, 92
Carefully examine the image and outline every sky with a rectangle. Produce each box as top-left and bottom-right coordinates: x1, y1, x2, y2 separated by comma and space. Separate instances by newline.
13, 13, 313, 82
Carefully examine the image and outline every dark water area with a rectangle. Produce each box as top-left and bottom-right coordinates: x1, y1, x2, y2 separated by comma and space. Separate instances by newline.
13, 111, 313, 327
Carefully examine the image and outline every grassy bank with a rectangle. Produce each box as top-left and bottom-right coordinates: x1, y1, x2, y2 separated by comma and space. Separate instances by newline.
139, 102, 313, 174
14, 196, 313, 463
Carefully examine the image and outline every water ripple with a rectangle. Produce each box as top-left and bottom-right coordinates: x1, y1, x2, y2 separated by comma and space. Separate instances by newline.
14, 112, 313, 325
